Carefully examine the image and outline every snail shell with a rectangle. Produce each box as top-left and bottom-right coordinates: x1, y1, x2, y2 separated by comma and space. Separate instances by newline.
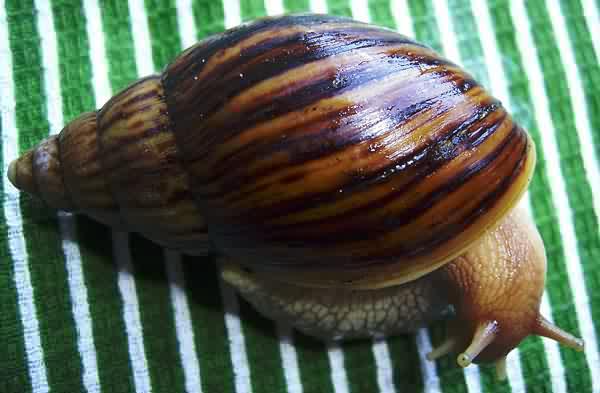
9, 14, 534, 289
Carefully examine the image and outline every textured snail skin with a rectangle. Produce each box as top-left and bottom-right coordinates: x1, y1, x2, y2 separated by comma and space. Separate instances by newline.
7, 14, 583, 372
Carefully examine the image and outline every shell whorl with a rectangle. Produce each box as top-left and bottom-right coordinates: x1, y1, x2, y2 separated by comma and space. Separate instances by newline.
8, 14, 534, 287
96, 75, 209, 254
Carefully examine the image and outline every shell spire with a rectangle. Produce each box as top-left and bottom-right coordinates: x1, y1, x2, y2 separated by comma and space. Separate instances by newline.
8, 112, 113, 222
8, 77, 210, 256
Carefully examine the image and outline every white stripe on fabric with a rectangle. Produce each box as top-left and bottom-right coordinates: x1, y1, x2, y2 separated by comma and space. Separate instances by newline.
372, 339, 397, 393
165, 251, 203, 393
265, 0, 285, 16
350, 0, 370, 22
430, 0, 460, 63
83, 0, 112, 105
224, 0, 242, 29
546, 0, 600, 235
175, 0, 198, 49
581, 0, 600, 63
541, 293, 568, 393
470, 1, 567, 390
416, 329, 441, 393
114, 231, 153, 393
259, 4, 305, 390
521, 186, 563, 393
469, 0, 510, 105
511, 2, 600, 390
388, 8, 444, 392
57, 212, 101, 393
35, 0, 102, 391
169, 10, 213, 393
130, 5, 209, 392
99, 3, 159, 392
277, 326, 303, 393
220, 277, 253, 393
218, 8, 256, 393
390, 0, 415, 37
505, 350, 525, 393
309, 0, 328, 14
347, 5, 399, 391
0, 1, 50, 392
518, 201, 566, 392
327, 343, 350, 393
34, 0, 62, 135
128, 0, 154, 76
462, 365, 483, 393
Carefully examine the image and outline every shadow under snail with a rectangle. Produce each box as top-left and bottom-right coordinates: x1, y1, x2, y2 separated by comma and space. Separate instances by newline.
7, 14, 584, 378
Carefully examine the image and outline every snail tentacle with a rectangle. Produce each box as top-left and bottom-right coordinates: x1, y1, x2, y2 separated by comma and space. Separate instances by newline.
426, 336, 459, 361
533, 314, 584, 351
456, 320, 498, 367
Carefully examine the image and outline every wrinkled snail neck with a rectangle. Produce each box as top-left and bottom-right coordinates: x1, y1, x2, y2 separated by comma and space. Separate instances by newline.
427, 206, 584, 378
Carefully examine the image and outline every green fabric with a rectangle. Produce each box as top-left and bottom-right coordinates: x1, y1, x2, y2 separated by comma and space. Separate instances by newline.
1, 1, 599, 392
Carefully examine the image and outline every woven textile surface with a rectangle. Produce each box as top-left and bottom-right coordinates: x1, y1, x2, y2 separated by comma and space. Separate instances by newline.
1, 0, 599, 392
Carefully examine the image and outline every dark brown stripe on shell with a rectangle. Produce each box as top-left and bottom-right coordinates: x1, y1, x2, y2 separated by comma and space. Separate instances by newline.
163, 15, 414, 95
286, 126, 528, 267
100, 101, 166, 138
98, 76, 167, 146
183, 26, 420, 93
202, 70, 478, 204
58, 111, 129, 227
382, 122, 520, 233
164, 20, 437, 164
404, 126, 529, 258
241, 97, 500, 226
98, 123, 171, 172
193, 47, 457, 179
208, 98, 505, 241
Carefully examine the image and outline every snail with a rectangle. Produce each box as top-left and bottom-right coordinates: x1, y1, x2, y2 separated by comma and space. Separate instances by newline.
7, 14, 584, 377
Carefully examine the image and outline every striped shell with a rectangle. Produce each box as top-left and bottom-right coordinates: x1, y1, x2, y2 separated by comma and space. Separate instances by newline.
9, 14, 535, 288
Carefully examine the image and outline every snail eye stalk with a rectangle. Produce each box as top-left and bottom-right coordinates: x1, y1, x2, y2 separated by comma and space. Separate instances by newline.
532, 314, 584, 351
426, 337, 459, 361
456, 320, 499, 368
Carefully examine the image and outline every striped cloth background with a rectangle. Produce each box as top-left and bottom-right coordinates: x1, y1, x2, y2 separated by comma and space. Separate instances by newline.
0, 0, 599, 392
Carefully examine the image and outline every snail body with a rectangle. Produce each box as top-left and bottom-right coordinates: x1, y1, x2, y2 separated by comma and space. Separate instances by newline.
7, 14, 583, 375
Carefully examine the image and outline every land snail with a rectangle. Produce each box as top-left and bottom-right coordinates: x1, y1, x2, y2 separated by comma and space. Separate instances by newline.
7, 14, 585, 378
